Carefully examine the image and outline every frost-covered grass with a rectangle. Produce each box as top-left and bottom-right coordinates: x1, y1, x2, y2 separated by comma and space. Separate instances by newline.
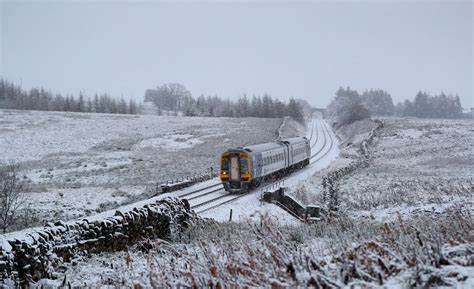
21, 116, 474, 287
41, 209, 473, 287
290, 117, 473, 222
0, 109, 285, 231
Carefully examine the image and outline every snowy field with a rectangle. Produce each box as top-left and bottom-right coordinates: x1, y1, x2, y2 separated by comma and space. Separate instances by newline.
0, 109, 293, 230
290, 117, 474, 222
3, 114, 473, 287
35, 117, 473, 288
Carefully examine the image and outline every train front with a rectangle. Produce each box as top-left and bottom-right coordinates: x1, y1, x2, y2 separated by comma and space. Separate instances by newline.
219, 149, 251, 193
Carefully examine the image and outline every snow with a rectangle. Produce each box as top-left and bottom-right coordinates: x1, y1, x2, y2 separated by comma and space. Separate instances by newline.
0, 109, 287, 231
200, 118, 340, 223
290, 117, 474, 223
4, 115, 472, 288
133, 133, 204, 151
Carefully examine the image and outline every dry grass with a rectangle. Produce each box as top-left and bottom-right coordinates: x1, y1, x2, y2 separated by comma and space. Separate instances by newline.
64, 209, 473, 288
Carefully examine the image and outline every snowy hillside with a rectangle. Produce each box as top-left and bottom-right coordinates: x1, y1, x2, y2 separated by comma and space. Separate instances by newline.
28, 116, 473, 288
0, 109, 289, 230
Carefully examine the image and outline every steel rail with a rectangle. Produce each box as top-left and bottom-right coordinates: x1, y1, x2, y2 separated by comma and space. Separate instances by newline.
182, 118, 336, 215
310, 119, 327, 160
190, 191, 232, 209
185, 187, 225, 201
195, 194, 247, 214
176, 182, 221, 198
311, 120, 335, 163
310, 119, 320, 150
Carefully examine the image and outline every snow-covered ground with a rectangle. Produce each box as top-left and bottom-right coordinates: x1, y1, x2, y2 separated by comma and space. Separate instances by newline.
0, 109, 289, 231
3, 113, 472, 287
8, 116, 472, 288
200, 118, 339, 224
290, 117, 473, 222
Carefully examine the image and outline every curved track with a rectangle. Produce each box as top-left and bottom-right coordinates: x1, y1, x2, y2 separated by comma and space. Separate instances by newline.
178, 118, 336, 214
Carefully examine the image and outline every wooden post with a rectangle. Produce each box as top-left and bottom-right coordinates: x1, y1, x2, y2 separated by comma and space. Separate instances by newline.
229, 209, 233, 222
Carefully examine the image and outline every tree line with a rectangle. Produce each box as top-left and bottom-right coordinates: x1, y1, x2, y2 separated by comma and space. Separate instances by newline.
0, 79, 140, 114
395, 91, 463, 118
327, 86, 465, 127
145, 83, 306, 123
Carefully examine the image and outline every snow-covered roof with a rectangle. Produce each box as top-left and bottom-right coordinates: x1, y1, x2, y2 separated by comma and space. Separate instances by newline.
280, 136, 307, 145
237, 136, 307, 155
241, 142, 284, 154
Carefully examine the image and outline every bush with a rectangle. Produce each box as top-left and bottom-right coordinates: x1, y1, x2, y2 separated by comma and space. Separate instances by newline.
0, 164, 25, 233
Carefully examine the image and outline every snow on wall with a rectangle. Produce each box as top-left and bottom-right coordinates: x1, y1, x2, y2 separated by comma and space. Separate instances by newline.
0, 197, 198, 284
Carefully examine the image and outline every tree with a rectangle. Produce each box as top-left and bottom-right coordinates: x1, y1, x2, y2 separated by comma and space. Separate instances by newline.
118, 97, 128, 114
262, 94, 274, 118
361, 89, 394, 116
236, 95, 250, 117
287, 98, 305, 124
327, 87, 370, 127
77, 92, 85, 112
396, 92, 463, 118
146, 83, 192, 113
413, 91, 430, 117
274, 98, 287, 118
0, 164, 25, 233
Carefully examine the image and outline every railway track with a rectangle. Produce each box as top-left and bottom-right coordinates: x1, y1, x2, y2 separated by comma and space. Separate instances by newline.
185, 117, 334, 214
190, 119, 324, 214
175, 118, 335, 215
311, 120, 334, 163
176, 182, 221, 199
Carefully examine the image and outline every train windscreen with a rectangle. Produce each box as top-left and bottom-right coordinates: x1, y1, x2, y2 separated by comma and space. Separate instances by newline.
240, 158, 248, 173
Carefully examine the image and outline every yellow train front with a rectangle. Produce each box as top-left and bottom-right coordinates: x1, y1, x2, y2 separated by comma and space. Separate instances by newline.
219, 149, 252, 193
220, 137, 310, 193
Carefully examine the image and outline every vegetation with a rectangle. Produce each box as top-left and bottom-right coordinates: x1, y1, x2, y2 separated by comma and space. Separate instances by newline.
0, 164, 25, 233
395, 91, 463, 118
71, 210, 473, 287
361, 89, 395, 116
144, 83, 306, 123
0, 79, 140, 114
328, 86, 465, 123
326, 86, 371, 127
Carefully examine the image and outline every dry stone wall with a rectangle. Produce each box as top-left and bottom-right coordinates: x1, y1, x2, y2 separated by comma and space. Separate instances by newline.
0, 197, 198, 285
322, 119, 384, 212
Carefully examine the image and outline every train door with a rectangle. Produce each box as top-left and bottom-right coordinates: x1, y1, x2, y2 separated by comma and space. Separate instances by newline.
229, 156, 240, 181
289, 146, 293, 165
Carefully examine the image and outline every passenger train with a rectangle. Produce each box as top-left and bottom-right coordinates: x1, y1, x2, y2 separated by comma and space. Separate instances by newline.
219, 137, 311, 193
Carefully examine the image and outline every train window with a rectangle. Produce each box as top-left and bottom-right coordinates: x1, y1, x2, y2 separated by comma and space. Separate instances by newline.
221, 158, 229, 171
240, 158, 248, 172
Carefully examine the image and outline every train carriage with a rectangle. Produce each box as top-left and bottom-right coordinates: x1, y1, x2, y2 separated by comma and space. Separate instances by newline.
220, 136, 310, 193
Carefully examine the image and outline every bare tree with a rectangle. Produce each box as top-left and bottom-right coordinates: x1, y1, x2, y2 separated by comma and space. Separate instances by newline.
0, 164, 25, 233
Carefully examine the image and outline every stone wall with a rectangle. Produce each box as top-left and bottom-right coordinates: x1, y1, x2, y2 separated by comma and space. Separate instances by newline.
322, 119, 384, 212
0, 197, 198, 285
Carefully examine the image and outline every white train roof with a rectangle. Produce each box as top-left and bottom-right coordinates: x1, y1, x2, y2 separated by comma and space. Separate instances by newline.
235, 136, 307, 155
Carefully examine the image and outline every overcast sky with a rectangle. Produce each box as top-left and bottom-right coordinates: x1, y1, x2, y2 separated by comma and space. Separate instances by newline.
1, 0, 472, 107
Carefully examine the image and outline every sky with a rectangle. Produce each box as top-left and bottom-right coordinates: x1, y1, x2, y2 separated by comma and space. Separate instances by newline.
1, 0, 472, 108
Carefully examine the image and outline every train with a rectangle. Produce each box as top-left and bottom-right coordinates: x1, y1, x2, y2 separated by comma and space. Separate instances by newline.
219, 136, 311, 193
